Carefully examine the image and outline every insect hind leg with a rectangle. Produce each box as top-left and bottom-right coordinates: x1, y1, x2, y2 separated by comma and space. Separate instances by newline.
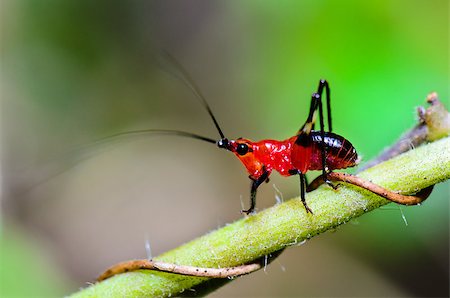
313, 80, 337, 189
297, 80, 337, 207
317, 79, 332, 133
313, 80, 337, 188
300, 79, 332, 135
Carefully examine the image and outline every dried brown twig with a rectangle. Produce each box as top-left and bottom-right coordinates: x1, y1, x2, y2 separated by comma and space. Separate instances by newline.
97, 253, 281, 281
307, 172, 434, 205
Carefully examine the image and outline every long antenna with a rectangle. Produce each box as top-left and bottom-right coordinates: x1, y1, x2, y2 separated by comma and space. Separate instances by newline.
95, 129, 216, 145
18, 129, 216, 195
20, 53, 224, 194
160, 50, 226, 139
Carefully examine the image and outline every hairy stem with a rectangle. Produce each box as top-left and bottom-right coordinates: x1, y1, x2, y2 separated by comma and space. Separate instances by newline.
71, 137, 450, 297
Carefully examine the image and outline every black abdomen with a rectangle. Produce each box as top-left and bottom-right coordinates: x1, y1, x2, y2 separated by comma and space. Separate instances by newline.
309, 131, 358, 170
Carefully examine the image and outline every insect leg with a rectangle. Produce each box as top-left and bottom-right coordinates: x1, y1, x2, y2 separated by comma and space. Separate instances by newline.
315, 80, 337, 189
296, 80, 335, 193
300, 80, 331, 134
242, 170, 270, 215
299, 172, 313, 214
316, 79, 332, 132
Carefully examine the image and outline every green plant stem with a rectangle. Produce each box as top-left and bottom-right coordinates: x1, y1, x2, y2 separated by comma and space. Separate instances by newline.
71, 137, 450, 298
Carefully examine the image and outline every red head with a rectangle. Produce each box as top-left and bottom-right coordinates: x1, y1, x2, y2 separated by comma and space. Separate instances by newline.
217, 138, 266, 179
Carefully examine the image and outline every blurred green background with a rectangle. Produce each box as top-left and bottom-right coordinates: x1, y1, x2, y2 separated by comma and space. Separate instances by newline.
1, 1, 448, 297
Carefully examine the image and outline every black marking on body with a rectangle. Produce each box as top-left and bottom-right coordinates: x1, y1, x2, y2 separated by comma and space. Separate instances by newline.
295, 132, 312, 146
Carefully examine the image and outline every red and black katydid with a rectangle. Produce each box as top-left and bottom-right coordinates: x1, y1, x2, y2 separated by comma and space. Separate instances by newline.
111, 54, 359, 215
217, 79, 358, 214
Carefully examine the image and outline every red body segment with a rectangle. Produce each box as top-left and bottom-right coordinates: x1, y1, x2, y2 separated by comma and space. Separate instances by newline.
229, 132, 358, 180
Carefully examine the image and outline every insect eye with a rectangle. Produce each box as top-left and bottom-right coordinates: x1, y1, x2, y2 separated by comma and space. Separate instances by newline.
236, 143, 249, 155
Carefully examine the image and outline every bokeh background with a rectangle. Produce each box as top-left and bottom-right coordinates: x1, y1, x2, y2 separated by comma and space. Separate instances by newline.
1, 1, 448, 297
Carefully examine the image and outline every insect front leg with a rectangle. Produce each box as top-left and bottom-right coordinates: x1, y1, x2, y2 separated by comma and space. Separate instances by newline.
242, 170, 270, 215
